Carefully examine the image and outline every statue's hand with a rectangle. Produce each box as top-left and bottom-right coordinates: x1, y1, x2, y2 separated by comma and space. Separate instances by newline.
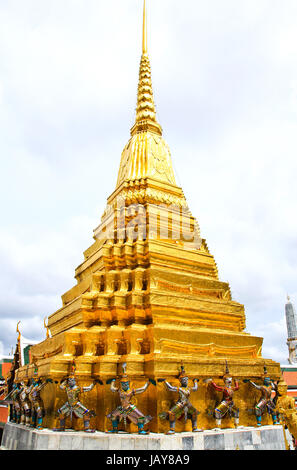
149, 378, 156, 386
106, 378, 116, 385
157, 379, 165, 383
203, 378, 212, 384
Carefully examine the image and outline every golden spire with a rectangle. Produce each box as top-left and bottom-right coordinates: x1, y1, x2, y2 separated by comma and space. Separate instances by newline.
16, 321, 21, 343
142, 0, 147, 54
130, 0, 162, 136
116, 0, 176, 188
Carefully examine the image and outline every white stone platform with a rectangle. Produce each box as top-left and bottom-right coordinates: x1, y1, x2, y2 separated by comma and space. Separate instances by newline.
1, 422, 288, 450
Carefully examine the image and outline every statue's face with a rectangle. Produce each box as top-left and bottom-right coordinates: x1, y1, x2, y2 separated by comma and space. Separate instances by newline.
278, 384, 287, 396
180, 377, 188, 387
121, 381, 130, 391
225, 377, 232, 387
68, 378, 76, 388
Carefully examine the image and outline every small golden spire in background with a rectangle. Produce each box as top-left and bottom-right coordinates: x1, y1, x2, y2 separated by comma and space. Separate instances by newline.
44, 317, 50, 339
16, 321, 21, 342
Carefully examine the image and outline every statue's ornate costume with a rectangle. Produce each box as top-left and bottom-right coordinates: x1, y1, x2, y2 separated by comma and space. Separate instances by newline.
28, 379, 48, 429
245, 366, 278, 426
54, 362, 97, 433
107, 363, 153, 434
159, 365, 201, 435
0, 379, 11, 422
275, 379, 297, 447
0, 379, 8, 406
9, 383, 22, 424
205, 361, 240, 429
10, 383, 23, 424
0, 378, 6, 397
19, 381, 32, 426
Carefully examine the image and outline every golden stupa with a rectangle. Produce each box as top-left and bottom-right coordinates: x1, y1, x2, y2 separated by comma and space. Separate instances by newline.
16, 0, 281, 432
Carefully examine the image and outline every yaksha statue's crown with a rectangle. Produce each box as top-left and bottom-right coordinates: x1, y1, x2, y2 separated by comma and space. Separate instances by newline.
222, 360, 232, 379
178, 364, 188, 379
120, 362, 129, 381
69, 360, 76, 379
262, 365, 270, 380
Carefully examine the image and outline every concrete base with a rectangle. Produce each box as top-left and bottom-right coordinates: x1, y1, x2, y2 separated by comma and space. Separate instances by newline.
1, 422, 288, 450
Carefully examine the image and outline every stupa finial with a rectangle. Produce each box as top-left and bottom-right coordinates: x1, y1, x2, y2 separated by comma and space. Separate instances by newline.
130, 0, 162, 136
142, 0, 147, 54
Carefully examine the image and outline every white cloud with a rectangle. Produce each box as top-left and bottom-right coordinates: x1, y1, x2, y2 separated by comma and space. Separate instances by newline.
0, 317, 44, 353
255, 318, 289, 364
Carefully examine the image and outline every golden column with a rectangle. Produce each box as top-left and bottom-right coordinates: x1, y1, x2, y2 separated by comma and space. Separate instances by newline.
16, 0, 281, 432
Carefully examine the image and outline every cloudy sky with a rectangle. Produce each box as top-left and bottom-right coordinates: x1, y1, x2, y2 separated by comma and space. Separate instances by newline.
0, 0, 296, 363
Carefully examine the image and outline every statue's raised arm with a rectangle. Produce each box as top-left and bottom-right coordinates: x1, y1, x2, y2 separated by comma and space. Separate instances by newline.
134, 380, 150, 395
82, 382, 95, 393
164, 381, 178, 393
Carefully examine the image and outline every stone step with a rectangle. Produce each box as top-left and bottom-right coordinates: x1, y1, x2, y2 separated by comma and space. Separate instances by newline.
1, 422, 288, 450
